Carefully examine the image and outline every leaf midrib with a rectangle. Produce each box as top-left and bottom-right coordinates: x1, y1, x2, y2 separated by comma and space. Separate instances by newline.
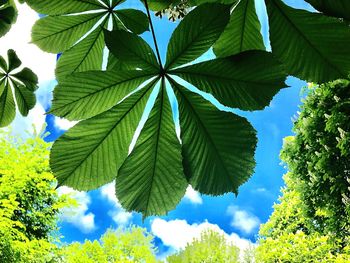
52, 72, 154, 115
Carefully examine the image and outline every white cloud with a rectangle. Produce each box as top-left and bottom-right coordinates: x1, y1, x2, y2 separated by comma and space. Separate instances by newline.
183, 186, 203, 205
151, 218, 254, 253
100, 182, 133, 226
227, 205, 260, 234
0, 3, 56, 83
57, 186, 96, 234
54, 117, 78, 131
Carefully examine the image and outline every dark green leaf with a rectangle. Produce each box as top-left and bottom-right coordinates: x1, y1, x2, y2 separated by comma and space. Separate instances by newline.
50, 81, 157, 191
13, 80, 36, 116
104, 29, 159, 72
165, 3, 230, 70
0, 5, 17, 38
7, 49, 21, 72
147, 0, 173, 11
305, 0, 350, 21
117, 79, 187, 217
173, 50, 287, 110
50, 70, 153, 120
0, 79, 15, 127
213, 0, 265, 57
12, 68, 38, 91
114, 9, 149, 34
266, 0, 350, 83
170, 79, 257, 195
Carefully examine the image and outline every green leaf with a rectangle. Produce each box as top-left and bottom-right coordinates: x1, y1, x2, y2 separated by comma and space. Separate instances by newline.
117, 79, 187, 217
12, 68, 38, 91
0, 50, 38, 127
114, 9, 149, 34
189, 0, 237, 5
13, 81, 36, 116
170, 79, 257, 195
55, 25, 106, 81
7, 49, 21, 72
165, 3, 230, 70
0, 4, 17, 38
213, 0, 265, 57
173, 50, 287, 110
146, 0, 173, 11
104, 29, 160, 72
265, 0, 350, 83
0, 79, 16, 127
50, 81, 157, 191
50, 70, 153, 120
31, 13, 103, 53
25, 0, 105, 15
305, 0, 350, 21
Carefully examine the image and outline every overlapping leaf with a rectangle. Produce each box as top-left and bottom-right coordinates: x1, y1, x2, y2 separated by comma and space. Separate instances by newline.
0, 0, 17, 37
213, 0, 265, 57
265, 0, 350, 83
0, 50, 38, 127
30, 0, 149, 80
51, 3, 287, 216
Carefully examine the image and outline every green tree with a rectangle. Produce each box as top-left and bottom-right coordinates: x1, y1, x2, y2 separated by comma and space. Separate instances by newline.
256, 80, 350, 262
62, 227, 158, 263
0, 131, 69, 262
167, 229, 240, 263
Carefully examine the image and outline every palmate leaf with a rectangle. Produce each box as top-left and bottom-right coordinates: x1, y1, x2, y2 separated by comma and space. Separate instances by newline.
165, 3, 231, 70
173, 50, 286, 110
0, 50, 38, 127
265, 0, 350, 83
117, 79, 187, 217
51, 3, 287, 217
170, 79, 256, 195
0, 0, 17, 37
305, 0, 350, 21
50, 80, 158, 190
30, 0, 149, 80
213, 0, 265, 57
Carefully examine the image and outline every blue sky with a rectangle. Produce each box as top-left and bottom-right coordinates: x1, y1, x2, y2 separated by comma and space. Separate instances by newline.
1, 0, 314, 257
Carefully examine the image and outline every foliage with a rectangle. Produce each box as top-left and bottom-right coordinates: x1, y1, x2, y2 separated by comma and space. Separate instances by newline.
166, 229, 240, 263
61, 227, 159, 263
1, 0, 349, 217
256, 80, 350, 262
0, 0, 17, 37
0, 49, 38, 127
0, 132, 69, 262
281, 79, 350, 240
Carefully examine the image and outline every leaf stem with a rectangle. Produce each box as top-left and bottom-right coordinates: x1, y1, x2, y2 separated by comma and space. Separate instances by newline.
144, 0, 163, 71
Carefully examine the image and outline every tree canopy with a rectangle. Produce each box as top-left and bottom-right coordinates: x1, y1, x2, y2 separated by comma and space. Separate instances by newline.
0, 131, 69, 262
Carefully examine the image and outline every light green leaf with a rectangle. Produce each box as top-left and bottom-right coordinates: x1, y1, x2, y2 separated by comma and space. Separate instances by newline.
50, 70, 153, 120
117, 79, 187, 217
266, 0, 350, 83
165, 3, 230, 70
0, 79, 16, 127
55, 25, 106, 81
173, 50, 286, 110
50, 81, 157, 191
305, 0, 350, 21
25, 0, 104, 15
213, 0, 265, 57
170, 79, 257, 195
104, 29, 160, 72
31, 13, 103, 53
114, 9, 149, 34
